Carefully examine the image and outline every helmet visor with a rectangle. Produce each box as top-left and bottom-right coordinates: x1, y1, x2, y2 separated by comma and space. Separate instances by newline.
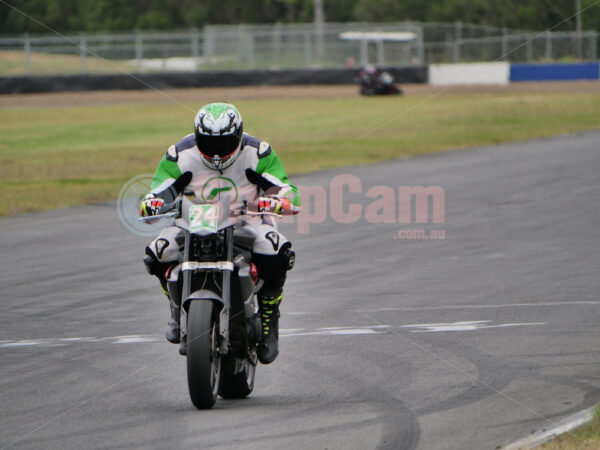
196, 133, 240, 159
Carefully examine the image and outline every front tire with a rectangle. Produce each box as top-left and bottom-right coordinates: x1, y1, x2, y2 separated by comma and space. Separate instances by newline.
187, 300, 221, 409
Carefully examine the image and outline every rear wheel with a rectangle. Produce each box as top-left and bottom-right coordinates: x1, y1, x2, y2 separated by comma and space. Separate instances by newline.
186, 300, 221, 409
218, 354, 256, 399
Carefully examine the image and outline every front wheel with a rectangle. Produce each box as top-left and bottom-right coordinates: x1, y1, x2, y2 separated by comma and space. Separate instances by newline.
187, 300, 221, 409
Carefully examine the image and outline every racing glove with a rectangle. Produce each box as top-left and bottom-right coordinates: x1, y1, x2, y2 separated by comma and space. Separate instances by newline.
256, 195, 291, 215
140, 194, 165, 217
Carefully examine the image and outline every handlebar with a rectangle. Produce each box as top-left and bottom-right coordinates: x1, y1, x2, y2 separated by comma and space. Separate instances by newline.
138, 198, 283, 223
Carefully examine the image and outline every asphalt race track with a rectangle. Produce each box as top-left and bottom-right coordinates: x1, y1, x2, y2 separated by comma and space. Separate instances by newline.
1, 131, 599, 450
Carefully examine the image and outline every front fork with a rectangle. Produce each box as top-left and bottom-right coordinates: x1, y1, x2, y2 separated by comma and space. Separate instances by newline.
218, 227, 234, 355
180, 228, 234, 356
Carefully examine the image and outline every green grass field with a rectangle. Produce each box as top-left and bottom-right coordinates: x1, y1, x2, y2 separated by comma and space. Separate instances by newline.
2, 88, 600, 216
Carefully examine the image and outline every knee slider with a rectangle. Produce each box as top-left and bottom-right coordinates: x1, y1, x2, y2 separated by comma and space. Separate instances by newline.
144, 247, 158, 275
280, 243, 295, 271
144, 246, 173, 278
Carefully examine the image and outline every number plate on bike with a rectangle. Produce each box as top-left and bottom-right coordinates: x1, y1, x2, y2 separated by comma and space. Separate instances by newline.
189, 204, 219, 233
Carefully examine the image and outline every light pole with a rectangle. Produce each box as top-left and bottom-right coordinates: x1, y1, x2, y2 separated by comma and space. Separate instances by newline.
314, 0, 325, 60
576, 0, 583, 60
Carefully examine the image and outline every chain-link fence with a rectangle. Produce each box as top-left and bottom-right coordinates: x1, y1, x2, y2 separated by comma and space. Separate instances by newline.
0, 22, 597, 75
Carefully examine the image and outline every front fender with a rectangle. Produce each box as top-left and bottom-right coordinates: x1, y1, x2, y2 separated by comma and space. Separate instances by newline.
182, 289, 224, 313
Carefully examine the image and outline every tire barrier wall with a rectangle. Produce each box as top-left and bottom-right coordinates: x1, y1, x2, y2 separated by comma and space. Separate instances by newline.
510, 62, 600, 82
0, 66, 427, 94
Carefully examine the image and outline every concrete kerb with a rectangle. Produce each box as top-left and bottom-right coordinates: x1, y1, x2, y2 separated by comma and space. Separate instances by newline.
504, 406, 596, 449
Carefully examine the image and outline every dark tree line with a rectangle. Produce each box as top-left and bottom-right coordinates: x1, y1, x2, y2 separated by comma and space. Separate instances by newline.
1, 0, 598, 34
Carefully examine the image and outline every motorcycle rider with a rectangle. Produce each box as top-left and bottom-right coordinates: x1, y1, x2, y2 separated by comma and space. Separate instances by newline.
140, 102, 301, 364
359, 65, 402, 96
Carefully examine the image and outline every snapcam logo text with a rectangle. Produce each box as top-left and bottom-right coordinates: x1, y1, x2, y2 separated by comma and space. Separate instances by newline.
285, 174, 445, 234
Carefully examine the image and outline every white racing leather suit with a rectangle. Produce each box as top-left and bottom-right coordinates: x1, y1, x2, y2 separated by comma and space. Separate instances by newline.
144, 132, 301, 309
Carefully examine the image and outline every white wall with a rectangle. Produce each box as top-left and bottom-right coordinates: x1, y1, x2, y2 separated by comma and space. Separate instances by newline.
429, 62, 510, 85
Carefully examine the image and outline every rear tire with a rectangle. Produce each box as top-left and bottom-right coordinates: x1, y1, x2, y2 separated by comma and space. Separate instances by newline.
187, 300, 221, 409
218, 355, 256, 399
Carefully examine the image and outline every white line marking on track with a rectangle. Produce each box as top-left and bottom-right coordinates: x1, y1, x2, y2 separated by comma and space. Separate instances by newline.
400, 320, 545, 332
1, 327, 392, 349
351, 300, 600, 313
0, 335, 163, 348
0, 319, 546, 349
113, 336, 162, 344
1, 340, 50, 347
282, 329, 382, 337
281, 325, 390, 337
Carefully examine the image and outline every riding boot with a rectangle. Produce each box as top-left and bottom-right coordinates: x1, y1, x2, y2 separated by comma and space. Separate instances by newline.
165, 280, 181, 344
257, 292, 282, 364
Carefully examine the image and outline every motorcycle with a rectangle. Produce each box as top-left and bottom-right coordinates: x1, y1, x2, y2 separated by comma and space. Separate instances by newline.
359, 69, 402, 96
141, 186, 290, 409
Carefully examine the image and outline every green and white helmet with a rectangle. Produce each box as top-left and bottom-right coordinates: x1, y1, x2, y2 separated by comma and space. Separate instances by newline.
194, 102, 243, 170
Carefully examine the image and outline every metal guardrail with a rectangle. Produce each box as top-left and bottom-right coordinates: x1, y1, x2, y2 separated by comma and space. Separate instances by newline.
0, 22, 597, 75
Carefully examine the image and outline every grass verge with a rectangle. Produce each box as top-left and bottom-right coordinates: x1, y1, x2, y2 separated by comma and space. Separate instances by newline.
2, 88, 600, 216
536, 405, 600, 449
